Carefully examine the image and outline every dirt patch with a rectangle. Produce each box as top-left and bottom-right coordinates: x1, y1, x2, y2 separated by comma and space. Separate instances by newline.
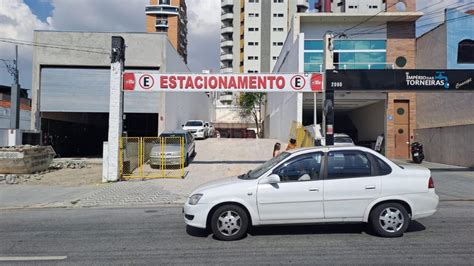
8, 159, 102, 187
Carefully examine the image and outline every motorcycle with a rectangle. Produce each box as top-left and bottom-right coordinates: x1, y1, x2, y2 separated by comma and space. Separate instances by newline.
411, 142, 425, 164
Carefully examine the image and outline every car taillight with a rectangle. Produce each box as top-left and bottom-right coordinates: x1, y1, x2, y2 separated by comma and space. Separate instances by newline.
428, 176, 435, 189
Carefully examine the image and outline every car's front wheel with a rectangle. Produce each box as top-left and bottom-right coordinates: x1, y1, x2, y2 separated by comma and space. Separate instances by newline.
370, 202, 410, 237
211, 205, 249, 241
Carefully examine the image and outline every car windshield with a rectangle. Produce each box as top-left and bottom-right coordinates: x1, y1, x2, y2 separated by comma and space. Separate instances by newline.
335, 137, 353, 143
239, 152, 291, 179
185, 121, 203, 126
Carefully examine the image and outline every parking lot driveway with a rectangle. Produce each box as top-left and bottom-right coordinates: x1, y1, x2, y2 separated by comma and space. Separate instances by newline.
156, 138, 277, 199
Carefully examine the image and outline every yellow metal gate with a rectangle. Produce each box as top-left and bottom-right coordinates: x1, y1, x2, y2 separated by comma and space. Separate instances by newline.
289, 121, 314, 148
120, 137, 185, 179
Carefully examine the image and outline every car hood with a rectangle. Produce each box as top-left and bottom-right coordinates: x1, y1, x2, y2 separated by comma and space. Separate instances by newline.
183, 126, 204, 130
190, 176, 255, 194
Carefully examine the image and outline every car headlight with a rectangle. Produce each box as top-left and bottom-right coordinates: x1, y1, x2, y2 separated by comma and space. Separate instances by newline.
198, 129, 204, 132
188, 193, 203, 205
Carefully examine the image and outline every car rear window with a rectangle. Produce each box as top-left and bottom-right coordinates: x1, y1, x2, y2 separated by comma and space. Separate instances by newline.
185, 121, 203, 126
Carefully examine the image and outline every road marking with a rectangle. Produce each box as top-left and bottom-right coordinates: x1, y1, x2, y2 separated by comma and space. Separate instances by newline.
0, 256, 67, 261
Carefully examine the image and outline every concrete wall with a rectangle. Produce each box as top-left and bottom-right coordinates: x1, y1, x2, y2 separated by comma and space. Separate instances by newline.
0, 107, 31, 147
415, 125, 474, 167
446, 8, 474, 69
32, 31, 209, 134
266, 32, 302, 142
163, 41, 210, 132
348, 101, 385, 142
416, 24, 447, 69
32, 31, 169, 131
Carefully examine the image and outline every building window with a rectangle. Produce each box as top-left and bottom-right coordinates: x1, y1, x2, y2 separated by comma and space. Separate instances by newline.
248, 56, 259, 60
273, 0, 284, 2
273, 13, 284, 17
248, 70, 259, 73
369, 5, 378, 8
348, 5, 358, 9
457, 39, 474, 64
303, 39, 387, 72
249, 0, 259, 3
248, 27, 259, 32
248, 41, 259, 46
272, 56, 279, 60
248, 13, 259, 17
273, 27, 284, 32
273, 42, 283, 46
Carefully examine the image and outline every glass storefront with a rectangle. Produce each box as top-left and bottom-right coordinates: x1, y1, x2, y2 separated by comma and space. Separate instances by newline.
304, 40, 387, 72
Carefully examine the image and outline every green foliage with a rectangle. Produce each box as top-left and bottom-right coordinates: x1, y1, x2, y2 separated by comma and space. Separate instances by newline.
237, 92, 265, 137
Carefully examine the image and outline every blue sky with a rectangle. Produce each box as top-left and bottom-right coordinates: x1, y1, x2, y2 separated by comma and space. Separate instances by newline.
24, 0, 53, 22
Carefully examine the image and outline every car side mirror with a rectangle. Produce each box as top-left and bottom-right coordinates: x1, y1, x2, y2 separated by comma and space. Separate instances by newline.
261, 174, 280, 184
181, 124, 184, 128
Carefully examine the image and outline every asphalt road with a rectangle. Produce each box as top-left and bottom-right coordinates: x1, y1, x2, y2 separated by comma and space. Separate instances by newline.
0, 201, 473, 265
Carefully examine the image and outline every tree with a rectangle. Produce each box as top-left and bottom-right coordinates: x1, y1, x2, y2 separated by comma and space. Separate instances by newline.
238, 92, 265, 138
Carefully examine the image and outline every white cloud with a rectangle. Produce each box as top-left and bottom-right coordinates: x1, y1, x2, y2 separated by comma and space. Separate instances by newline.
186, 0, 220, 72
0, 0, 221, 89
0, 0, 51, 88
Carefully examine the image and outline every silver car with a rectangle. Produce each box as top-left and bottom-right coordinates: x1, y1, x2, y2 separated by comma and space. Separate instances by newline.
149, 130, 196, 167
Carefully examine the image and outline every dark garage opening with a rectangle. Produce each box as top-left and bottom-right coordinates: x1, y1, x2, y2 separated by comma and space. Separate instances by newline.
41, 112, 158, 157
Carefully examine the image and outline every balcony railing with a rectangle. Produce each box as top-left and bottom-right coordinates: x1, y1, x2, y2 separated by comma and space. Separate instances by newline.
220, 39, 233, 48
220, 53, 233, 61
145, 5, 179, 16
221, 0, 234, 8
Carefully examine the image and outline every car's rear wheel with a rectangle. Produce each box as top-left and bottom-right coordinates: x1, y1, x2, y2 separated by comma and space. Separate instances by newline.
370, 202, 410, 237
211, 205, 249, 241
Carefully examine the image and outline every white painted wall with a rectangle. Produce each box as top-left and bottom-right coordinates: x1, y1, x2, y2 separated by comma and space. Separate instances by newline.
348, 101, 385, 142
163, 41, 211, 131
300, 21, 386, 40
266, 33, 303, 142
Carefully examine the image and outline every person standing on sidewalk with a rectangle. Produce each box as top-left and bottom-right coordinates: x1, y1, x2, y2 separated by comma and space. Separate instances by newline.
273, 142, 281, 157
286, 138, 297, 151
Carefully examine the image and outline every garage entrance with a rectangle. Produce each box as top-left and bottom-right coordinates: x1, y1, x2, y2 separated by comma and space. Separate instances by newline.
41, 112, 158, 157
302, 92, 386, 150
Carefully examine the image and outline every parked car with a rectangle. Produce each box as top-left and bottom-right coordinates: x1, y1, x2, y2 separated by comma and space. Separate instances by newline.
150, 130, 195, 167
182, 120, 207, 139
334, 133, 355, 146
184, 146, 438, 241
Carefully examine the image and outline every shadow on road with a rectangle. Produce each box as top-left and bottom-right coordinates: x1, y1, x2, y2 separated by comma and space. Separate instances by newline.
429, 168, 474, 172
186, 221, 426, 239
191, 160, 266, 164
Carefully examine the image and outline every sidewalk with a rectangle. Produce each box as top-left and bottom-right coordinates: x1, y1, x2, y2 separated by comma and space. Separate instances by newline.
1, 141, 473, 209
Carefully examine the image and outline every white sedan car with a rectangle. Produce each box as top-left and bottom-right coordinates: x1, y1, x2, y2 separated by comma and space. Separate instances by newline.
184, 146, 438, 241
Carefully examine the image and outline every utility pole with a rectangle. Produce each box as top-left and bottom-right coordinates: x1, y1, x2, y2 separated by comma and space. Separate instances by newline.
106, 36, 125, 182
322, 32, 335, 146
1, 45, 21, 146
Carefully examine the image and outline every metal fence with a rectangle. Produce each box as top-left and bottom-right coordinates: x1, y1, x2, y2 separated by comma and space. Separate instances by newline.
289, 121, 314, 148
120, 137, 185, 179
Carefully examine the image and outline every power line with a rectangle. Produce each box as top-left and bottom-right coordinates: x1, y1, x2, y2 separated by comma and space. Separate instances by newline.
349, 2, 473, 36
0, 39, 110, 55
350, 13, 473, 36
0, 37, 109, 52
338, 2, 399, 36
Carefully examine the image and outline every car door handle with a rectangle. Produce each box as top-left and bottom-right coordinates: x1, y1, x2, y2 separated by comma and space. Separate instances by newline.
365, 185, 376, 190
309, 188, 319, 192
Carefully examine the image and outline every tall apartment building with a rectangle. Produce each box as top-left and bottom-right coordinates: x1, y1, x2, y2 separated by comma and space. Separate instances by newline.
146, 0, 188, 63
220, 0, 309, 74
